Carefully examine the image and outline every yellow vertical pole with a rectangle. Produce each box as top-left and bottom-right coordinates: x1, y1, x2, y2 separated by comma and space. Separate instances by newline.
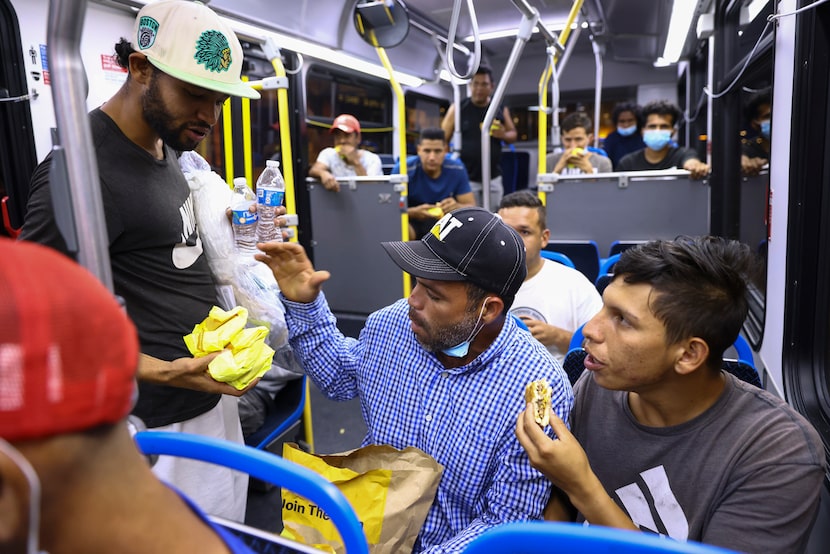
222, 98, 234, 187
375, 42, 412, 298
241, 76, 253, 187
537, 0, 584, 206
269, 56, 299, 242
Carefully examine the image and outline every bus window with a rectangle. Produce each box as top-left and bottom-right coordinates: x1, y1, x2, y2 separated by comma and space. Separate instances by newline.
305, 66, 393, 163
404, 91, 449, 155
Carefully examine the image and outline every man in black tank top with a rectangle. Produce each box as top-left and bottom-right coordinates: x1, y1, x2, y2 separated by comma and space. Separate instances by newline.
442, 65, 517, 211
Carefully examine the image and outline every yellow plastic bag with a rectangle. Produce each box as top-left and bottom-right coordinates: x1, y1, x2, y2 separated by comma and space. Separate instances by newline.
183, 306, 274, 390
281, 443, 443, 554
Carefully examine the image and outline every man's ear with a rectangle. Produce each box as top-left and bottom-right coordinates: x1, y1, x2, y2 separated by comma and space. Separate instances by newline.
482, 296, 505, 324
128, 53, 154, 85
674, 337, 710, 376
541, 228, 551, 243
0, 454, 25, 544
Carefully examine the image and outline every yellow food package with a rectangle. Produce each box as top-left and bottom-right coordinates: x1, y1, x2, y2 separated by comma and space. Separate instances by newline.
183, 306, 275, 390
426, 205, 444, 218
184, 306, 248, 355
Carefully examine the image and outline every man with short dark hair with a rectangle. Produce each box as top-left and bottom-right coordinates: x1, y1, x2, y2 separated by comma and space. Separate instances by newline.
20, 0, 263, 520
516, 236, 825, 553
0, 238, 255, 554
617, 100, 710, 179
441, 65, 518, 210
256, 207, 572, 553
309, 113, 384, 192
499, 190, 602, 363
393, 127, 475, 239
546, 113, 613, 175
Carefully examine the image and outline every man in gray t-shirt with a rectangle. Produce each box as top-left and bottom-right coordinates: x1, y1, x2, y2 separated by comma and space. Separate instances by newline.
517, 237, 825, 553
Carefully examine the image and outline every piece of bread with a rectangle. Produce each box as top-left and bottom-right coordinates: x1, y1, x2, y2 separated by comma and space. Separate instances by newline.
524, 379, 552, 427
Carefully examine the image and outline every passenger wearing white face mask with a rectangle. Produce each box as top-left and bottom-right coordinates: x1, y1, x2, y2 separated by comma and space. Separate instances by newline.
617, 100, 710, 179
602, 102, 646, 169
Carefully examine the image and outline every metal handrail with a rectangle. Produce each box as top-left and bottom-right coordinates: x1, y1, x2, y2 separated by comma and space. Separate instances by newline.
47, 0, 113, 290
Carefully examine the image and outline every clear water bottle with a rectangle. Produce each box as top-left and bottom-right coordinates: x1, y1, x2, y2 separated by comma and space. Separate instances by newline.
231, 177, 259, 257
256, 160, 285, 243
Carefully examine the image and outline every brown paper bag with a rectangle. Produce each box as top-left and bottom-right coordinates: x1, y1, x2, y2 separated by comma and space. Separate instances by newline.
281, 442, 444, 554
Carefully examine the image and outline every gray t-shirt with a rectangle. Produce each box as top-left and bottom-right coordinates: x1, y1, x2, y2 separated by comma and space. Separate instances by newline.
571, 372, 825, 553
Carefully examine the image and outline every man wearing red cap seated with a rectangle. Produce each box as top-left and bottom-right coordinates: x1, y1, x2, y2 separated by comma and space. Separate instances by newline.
308, 113, 383, 192
0, 239, 255, 554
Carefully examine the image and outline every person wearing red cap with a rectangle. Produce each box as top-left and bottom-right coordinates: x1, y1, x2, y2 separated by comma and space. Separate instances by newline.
19, 0, 267, 521
308, 113, 383, 191
0, 238, 256, 554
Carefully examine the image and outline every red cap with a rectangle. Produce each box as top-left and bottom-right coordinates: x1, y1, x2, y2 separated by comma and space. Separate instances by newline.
0, 239, 139, 442
330, 114, 361, 134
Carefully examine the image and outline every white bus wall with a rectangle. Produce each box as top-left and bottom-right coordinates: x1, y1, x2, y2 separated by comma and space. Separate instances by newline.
13, 0, 133, 162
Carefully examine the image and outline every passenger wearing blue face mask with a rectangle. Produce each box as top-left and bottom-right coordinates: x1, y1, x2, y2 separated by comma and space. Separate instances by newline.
601, 102, 646, 169
741, 92, 771, 176
256, 207, 573, 553
617, 100, 710, 179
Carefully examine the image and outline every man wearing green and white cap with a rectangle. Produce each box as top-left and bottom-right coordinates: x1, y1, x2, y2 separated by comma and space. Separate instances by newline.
20, 0, 264, 522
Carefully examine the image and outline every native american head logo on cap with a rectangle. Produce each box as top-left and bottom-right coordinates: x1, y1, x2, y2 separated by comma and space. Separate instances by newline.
194, 30, 232, 73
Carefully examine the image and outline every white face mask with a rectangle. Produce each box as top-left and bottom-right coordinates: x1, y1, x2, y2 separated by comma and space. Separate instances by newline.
441, 298, 491, 358
0, 438, 48, 554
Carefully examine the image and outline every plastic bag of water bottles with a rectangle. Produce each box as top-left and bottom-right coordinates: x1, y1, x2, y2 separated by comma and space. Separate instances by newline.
180, 151, 288, 350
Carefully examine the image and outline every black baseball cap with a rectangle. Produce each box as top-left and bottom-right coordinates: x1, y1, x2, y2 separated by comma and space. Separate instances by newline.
382, 207, 527, 299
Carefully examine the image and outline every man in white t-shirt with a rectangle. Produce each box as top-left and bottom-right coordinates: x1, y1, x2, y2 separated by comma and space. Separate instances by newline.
499, 190, 603, 363
308, 113, 383, 192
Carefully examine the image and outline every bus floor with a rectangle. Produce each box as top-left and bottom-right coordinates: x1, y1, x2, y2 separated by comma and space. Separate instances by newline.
244, 379, 367, 533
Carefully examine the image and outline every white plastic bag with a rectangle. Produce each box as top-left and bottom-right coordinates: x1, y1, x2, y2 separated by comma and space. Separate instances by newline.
181, 152, 288, 350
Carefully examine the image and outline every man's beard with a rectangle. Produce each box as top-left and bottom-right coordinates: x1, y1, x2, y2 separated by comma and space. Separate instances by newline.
142, 72, 205, 152
410, 307, 479, 353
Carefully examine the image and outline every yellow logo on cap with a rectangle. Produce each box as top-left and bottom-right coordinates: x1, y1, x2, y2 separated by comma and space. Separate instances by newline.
194, 30, 232, 73
430, 213, 463, 241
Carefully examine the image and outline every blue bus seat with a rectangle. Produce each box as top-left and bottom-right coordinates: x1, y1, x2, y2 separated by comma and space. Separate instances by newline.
512, 314, 530, 331
540, 249, 576, 269
564, 325, 762, 387
135, 431, 369, 554
609, 240, 646, 256
597, 253, 621, 279
245, 375, 307, 452
463, 521, 739, 554
379, 154, 396, 175
545, 240, 600, 283
500, 149, 530, 194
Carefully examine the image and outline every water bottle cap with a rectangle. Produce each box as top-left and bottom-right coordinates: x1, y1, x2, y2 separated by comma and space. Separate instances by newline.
233, 177, 247, 187
266, 160, 280, 168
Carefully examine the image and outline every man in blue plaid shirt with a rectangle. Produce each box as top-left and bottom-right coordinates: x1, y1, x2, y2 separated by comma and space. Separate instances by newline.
257, 207, 573, 552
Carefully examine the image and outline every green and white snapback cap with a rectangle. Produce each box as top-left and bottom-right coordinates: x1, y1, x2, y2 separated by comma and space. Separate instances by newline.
134, 0, 260, 99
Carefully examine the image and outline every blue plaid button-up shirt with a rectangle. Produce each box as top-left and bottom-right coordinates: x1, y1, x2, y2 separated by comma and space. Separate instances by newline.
284, 294, 573, 553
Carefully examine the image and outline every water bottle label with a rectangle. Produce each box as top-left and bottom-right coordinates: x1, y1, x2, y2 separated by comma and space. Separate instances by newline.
257, 189, 285, 207
232, 209, 259, 225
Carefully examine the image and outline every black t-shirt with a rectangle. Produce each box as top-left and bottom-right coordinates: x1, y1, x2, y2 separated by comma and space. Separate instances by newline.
742, 137, 769, 160
20, 108, 220, 427
459, 98, 504, 181
617, 146, 699, 171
